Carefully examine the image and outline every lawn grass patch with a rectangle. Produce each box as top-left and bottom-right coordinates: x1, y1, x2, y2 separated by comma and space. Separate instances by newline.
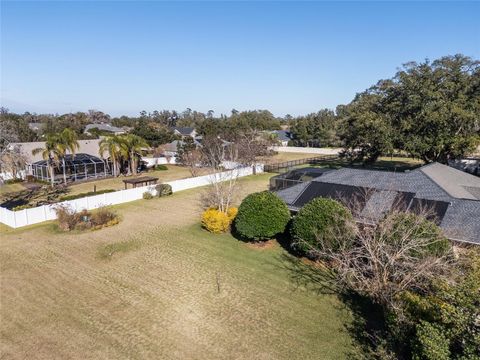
97, 239, 142, 259
0, 173, 359, 359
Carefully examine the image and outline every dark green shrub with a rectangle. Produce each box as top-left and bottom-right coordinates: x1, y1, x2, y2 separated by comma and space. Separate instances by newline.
60, 189, 116, 201
235, 191, 290, 240
291, 197, 355, 255
155, 184, 172, 197
154, 164, 168, 171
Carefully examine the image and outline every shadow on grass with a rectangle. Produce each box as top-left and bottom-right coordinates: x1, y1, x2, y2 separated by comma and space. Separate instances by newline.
279, 252, 389, 359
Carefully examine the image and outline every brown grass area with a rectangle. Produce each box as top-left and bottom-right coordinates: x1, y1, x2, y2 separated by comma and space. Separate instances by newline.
0, 173, 356, 359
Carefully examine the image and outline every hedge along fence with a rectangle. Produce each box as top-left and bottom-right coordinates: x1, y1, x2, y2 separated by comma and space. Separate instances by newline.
0, 164, 264, 229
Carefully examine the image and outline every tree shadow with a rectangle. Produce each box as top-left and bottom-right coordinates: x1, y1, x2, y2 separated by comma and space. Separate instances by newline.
278, 252, 391, 358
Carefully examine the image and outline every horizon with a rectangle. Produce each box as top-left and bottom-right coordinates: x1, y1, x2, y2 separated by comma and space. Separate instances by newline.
1, 1, 479, 117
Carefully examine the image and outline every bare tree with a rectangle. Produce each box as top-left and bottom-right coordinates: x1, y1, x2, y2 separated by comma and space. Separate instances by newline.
236, 129, 274, 174
305, 210, 453, 312
0, 146, 27, 181
200, 135, 240, 213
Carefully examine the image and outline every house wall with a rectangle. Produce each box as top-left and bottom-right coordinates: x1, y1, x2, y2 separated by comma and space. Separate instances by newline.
0, 165, 264, 228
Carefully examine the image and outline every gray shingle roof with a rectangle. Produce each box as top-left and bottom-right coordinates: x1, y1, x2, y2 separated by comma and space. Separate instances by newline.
173, 127, 195, 136
84, 123, 124, 133
276, 163, 480, 244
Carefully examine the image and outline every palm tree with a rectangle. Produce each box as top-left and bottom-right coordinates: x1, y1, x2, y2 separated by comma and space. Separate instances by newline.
32, 128, 79, 186
32, 134, 62, 186
57, 128, 80, 184
99, 136, 123, 177
121, 134, 149, 175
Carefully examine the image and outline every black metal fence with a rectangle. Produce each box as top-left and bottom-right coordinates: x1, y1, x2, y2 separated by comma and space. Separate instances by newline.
264, 155, 338, 173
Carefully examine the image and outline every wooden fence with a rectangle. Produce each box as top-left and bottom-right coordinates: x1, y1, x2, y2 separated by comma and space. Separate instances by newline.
264, 155, 338, 173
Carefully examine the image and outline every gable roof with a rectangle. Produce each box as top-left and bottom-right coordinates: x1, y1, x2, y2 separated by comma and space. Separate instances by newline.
419, 162, 480, 200
173, 127, 195, 136
276, 163, 480, 244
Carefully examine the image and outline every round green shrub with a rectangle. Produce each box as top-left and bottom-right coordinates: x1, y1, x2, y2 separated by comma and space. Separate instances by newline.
291, 197, 355, 255
235, 191, 290, 240
155, 164, 168, 171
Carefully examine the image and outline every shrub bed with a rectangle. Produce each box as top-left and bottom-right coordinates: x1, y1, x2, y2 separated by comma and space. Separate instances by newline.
154, 164, 168, 171
60, 189, 116, 201
235, 191, 290, 241
55, 205, 119, 231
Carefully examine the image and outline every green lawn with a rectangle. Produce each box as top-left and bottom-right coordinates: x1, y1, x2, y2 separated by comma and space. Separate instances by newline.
0, 174, 358, 359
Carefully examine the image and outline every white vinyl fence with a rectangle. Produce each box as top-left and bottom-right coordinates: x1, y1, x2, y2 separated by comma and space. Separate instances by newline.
0, 165, 263, 229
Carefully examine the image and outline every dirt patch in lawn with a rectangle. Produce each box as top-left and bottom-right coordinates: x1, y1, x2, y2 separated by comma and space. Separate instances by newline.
245, 239, 279, 250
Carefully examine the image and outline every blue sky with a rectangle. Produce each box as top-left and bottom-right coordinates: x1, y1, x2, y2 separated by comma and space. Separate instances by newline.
1, 1, 479, 117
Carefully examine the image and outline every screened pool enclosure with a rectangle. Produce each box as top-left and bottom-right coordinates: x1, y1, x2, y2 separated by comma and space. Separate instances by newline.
31, 153, 112, 183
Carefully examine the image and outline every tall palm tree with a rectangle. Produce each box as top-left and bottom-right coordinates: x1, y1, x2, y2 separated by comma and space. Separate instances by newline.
32, 128, 79, 186
121, 134, 149, 175
32, 134, 62, 186
99, 136, 123, 177
57, 128, 80, 184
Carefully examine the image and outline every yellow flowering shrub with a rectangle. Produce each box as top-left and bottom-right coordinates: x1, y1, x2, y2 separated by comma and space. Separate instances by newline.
201, 207, 238, 234
227, 207, 238, 221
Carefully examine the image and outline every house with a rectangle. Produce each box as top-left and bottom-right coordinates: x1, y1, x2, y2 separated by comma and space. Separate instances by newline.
7, 139, 111, 182
276, 162, 480, 244
161, 139, 201, 157
84, 123, 125, 135
172, 127, 197, 139
272, 130, 291, 146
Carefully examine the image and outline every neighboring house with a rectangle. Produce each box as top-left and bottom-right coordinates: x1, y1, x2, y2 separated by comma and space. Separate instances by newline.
84, 123, 125, 135
276, 162, 480, 244
161, 139, 201, 157
7, 139, 109, 182
272, 130, 291, 146
172, 127, 197, 139
9, 139, 104, 164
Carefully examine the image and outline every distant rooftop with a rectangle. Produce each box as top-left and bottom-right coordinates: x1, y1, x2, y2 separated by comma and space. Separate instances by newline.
84, 123, 125, 134
172, 127, 196, 136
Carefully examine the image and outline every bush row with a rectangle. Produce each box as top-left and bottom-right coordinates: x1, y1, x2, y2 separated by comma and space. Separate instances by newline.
59, 189, 116, 201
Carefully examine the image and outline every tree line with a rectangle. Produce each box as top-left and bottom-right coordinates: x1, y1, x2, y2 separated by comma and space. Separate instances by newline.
1, 54, 479, 163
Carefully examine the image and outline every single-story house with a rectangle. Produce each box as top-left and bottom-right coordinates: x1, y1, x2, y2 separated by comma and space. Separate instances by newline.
276, 162, 480, 245
84, 123, 125, 135
7, 139, 111, 182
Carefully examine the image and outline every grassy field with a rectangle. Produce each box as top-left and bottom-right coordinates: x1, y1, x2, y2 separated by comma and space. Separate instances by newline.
0, 174, 357, 359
